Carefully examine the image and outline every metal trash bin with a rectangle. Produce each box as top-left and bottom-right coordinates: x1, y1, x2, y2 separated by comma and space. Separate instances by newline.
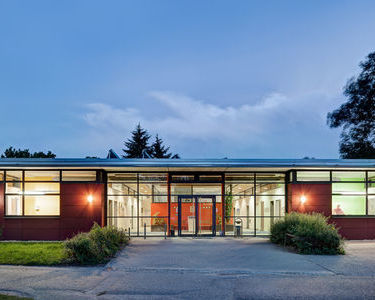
234, 218, 242, 237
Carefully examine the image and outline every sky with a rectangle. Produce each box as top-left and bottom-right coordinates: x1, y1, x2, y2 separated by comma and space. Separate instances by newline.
0, 0, 375, 159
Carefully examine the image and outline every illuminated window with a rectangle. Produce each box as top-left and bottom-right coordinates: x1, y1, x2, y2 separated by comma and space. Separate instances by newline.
25, 171, 60, 181
5, 170, 60, 216
332, 171, 365, 182
296, 171, 330, 181
332, 195, 366, 215
62, 171, 97, 181
24, 195, 60, 216
332, 183, 366, 195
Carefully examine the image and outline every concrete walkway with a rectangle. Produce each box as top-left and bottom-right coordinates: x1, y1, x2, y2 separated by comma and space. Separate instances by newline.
1, 238, 375, 299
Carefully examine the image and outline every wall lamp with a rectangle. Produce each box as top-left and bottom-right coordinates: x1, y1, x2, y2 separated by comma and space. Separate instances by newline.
87, 195, 93, 203
300, 195, 307, 204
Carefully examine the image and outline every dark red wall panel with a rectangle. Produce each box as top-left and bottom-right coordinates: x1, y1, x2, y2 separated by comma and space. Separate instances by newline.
59, 183, 104, 239
288, 183, 332, 216
0, 182, 105, 240
331, 218, 375, 240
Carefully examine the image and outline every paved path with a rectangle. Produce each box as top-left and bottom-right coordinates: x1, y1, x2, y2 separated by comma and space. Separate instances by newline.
1, 238, 375, 299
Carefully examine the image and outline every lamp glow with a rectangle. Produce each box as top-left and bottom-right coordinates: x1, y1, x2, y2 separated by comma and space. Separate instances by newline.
300, 195, 307, 204
87, 195, 93, 203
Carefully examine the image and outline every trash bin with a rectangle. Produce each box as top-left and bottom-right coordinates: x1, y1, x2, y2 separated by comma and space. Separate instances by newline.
234, 218, 242, 237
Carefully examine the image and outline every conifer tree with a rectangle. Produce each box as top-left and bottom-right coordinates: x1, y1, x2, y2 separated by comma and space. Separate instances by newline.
122, 124, 151, 158
151, 134, 180, 158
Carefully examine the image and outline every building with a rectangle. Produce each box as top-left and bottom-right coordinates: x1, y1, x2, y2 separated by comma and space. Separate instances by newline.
0, 158, 375, 240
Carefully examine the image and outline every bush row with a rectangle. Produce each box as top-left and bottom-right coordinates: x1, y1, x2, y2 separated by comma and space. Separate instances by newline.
270, 212, 345, 255
64, 224, 129, 264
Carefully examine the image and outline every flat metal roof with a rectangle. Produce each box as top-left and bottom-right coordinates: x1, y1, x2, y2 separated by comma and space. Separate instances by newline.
0, 158, 374, 171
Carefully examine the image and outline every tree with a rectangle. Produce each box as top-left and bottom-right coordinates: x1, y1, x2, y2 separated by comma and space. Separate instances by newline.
1, 146, 56, 158
151, 134, 180, 158
122, 124, 152, 158
327, 52, 375, 158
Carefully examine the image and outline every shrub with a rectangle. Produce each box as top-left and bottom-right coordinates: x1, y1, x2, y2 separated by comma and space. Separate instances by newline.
270, 212, 345, 255
64, 223, 129, 265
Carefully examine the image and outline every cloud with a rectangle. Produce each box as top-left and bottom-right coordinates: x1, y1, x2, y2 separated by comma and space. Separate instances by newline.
81, 91, 341, 158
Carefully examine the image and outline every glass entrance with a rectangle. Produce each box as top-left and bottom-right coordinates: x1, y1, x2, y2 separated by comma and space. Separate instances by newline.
198, 196, 216, 235
178, 195, 216, 236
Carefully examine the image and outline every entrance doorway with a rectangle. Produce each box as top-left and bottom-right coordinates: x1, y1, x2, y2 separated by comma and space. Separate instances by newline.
177, 195, 216, 236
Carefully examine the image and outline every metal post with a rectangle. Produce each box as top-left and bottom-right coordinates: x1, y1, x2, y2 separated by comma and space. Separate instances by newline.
144, 223, 146, 239
128, 227, 131, 238
164, 223, 167, 239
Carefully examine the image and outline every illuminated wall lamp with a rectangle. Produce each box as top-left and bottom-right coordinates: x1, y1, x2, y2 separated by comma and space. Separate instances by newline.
87, 195, 94, 203
300, 195, 307, 204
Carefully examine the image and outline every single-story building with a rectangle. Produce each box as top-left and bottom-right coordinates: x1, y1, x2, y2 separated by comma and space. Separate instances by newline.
0, 158, 375, 240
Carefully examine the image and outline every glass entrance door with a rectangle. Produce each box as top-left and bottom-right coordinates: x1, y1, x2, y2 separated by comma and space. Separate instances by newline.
178, 196, 196, 236
178, 195, 216, 236
197, 196, 216, 236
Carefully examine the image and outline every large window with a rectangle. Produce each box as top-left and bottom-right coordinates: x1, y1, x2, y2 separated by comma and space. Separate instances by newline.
107, 173, 168, 236
225, 173, 285, 236
5, 170, 60, 216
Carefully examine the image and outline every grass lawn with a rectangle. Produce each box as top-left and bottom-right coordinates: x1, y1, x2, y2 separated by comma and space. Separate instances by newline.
0, 242, 66, 266
0, 294, 32, 300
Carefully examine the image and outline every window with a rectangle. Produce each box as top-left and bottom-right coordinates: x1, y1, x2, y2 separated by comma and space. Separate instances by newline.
62, 171, 97, 181
332, 195, 366, 215
296, 171, 330, 182
6, 171, 22, 181
5, 170, 60, 216
330, 171, 375, 216
25, 170, 60, 181
332, 171, 365, 182
332, 183, 366, 195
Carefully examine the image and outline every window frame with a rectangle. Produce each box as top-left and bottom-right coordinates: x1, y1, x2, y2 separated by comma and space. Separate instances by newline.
292, 170, 375, 217
2, 169, 99, 218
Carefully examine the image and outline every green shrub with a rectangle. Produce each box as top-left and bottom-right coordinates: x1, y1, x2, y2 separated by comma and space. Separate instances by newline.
270, 212, 345, 255
64, 223, 129, 265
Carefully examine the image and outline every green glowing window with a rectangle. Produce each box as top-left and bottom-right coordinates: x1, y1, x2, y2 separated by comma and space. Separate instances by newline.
332, 183, 366, 194
332, 195, 366, 215
332, 171, 365, 182
368, 196, 375, 215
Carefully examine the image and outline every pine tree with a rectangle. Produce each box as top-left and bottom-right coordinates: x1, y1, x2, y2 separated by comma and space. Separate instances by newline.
122, 124, 151, 158
151, 134, 180, 158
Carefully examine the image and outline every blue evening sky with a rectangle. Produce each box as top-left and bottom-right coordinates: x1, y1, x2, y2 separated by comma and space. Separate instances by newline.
0, 0, 374, 158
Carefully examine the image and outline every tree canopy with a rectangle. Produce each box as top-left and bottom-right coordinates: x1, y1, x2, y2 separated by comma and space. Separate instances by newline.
122, 124, 180, 159
1, 146, 56, 158
327, 52, 375, 158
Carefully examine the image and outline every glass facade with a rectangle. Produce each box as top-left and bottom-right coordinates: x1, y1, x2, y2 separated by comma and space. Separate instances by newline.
108, 172, 285, 236
225, 173, 285, 236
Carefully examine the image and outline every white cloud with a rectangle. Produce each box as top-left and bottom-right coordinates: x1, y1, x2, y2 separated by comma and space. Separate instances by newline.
81, 91, 341, 158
